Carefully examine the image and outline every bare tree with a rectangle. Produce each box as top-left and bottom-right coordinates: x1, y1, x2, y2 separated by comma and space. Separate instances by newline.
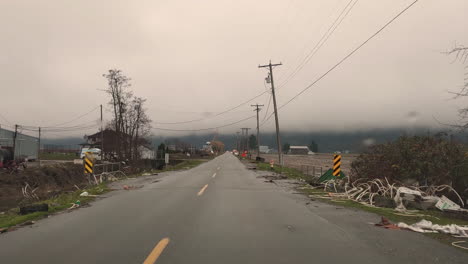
446, 45, 468, 129
103, 69, 151, 161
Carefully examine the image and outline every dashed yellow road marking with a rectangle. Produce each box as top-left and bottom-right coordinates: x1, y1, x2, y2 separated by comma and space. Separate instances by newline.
143, 237, 170, 264
212, 173, 216, 178
197, 184, 209, 196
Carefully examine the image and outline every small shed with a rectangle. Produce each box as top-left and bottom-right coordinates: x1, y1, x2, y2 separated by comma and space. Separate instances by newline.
0, 127, 39, 160
288, 146, 310, 155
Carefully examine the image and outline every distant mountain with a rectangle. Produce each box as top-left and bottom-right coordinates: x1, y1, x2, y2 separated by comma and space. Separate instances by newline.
42, 128, 467, 153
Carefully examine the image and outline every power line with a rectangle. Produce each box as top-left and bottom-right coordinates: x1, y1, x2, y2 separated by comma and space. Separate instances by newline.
262, 0, 420, 125
276, 0, 348, 72
153, 91, 268, 125
152, 115, 256, 132
46, 106, 100, 127
278, 0, 359, 88
262, 94, 273, 122
0, 113, 12, 125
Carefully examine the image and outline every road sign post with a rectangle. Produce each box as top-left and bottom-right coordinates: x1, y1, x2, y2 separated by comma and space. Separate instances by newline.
165, 153, 169, 166
84, 152, 98, 184
333, 154, 342, 177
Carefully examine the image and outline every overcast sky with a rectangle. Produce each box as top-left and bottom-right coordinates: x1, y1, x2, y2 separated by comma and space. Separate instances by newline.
1, 0, 467, 138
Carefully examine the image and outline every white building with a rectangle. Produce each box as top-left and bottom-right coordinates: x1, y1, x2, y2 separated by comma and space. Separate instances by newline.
259, 145, 270, 154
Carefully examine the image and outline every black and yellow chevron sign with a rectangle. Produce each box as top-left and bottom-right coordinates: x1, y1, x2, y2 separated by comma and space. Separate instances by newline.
333, 154, 341, 177
84, 152, 94, 174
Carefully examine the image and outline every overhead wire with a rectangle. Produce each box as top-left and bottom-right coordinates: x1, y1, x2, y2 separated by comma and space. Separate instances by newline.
276, 0, 346, 79
262, 0, 420, 125
262, 94, 273, 123
153, 90, 268, 125
278, 0, 359, 88
152, 115, 256, 132
0, 113, 12, 126
46, 106, 100, 127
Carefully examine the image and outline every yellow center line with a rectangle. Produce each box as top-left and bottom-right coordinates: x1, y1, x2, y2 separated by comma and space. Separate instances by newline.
143, 237, 170, 264
212, 173, 216, 178
197, 184, 209, 196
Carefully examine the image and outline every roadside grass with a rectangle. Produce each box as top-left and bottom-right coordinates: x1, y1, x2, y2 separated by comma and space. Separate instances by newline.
0, 159, 208, 230
301, 188, 468, 226
256, 162, 304, 179
134, 159, 208, 177
165, 159, 206, 171
0, 183, 109, 229
256, 159, 468, 249
39, 152, 77, 160
255, 161, 468, 226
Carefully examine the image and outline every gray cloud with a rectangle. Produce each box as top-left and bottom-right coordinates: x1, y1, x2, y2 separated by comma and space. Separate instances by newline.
0, 0, 467, 138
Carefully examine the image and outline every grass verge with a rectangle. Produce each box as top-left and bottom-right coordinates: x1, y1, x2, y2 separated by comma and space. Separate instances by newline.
39, 152, 77, 160
0, 183, 109, 229
254, 160, 468, 249
0, 159, 207, 230
255, 161, 468, 226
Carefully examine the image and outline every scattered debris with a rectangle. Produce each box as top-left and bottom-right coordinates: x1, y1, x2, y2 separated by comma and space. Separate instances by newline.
436, 195, 461, 211
0, 227, 8, 233
68, 200, 80, 210
122, 185, 142, 190
286, 225, 296, 232
19, 220, 35, 226
80, 191, 89, 197
397, 219, 468, 237
19, 204, 48, 215
373, 195, 396, 208
258, 175, 287, 181
375, 217, 400, 230
452, 241, 468, 250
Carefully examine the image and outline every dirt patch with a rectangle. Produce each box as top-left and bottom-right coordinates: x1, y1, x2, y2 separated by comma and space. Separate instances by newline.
0, 164, 87, 211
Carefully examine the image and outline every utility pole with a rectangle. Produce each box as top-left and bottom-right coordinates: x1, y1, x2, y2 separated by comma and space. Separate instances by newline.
236, 131, 240, 151
251, 104, 263, 158
240, 129, 245, 151
12, 124, 18, 159
259, 60, 283, 166
38, 127, 41, 164
241, 128, 251, 152
100, 104, 104, 160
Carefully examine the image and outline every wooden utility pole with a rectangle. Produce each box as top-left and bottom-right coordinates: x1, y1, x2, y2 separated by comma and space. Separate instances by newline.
236, 131, 240, 151
251, 104, 263, 158
38, 127, 41, 163
241, 128, 251, 152
12, 124, 18, 159
259, 61, 283, 165
100, 104, 104, 160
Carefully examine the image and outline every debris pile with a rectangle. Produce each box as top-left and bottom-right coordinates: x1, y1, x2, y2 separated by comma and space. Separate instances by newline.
317, 177, 468, 217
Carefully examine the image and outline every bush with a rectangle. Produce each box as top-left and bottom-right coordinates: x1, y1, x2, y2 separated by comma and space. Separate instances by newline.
351, 135, 468, 199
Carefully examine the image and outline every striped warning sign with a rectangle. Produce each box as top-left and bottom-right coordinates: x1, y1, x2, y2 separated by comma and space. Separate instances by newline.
332, 154, 341, 177
84, 152, 94, 174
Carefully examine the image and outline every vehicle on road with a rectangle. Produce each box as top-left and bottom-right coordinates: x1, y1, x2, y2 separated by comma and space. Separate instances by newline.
79, 148, 102, 160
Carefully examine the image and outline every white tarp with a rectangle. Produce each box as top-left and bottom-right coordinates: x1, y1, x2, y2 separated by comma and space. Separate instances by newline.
397, 220, 468, 237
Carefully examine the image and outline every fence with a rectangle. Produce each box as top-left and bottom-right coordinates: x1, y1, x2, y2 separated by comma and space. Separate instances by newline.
300, 165, 323, 181
93, 162, 122, 175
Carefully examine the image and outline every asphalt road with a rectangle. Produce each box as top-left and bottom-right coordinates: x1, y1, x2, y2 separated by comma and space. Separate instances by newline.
0, 153, 465, 263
